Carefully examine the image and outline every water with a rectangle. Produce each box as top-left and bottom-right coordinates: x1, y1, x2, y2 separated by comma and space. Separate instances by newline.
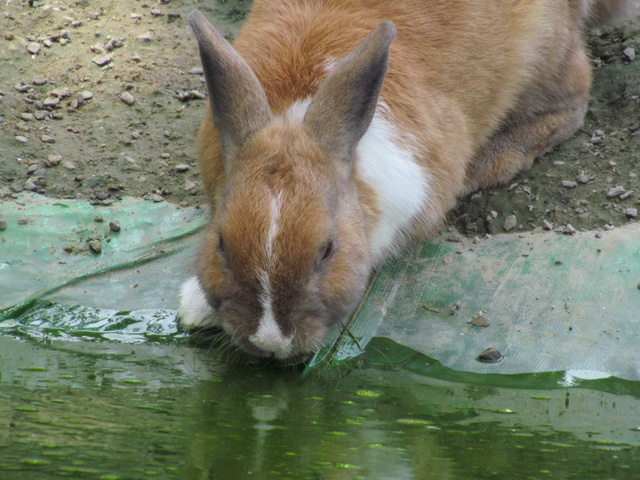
2, 329, 640, 480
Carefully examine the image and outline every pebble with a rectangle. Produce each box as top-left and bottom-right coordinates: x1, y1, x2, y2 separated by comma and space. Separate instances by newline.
0, 220, 6, 231
88, 239, 102, 253
143, 193, 164, 202
137, 32, 153, 42
27, 42, 41, 54
34, 110, 49, 120
92, 54, 113, 66
563, 224, 576, 235
468, 313, 491, 327
23, 180, 38, 191
542, 219, 554, 231
561, 180, 577, 188
576, 172, 593, 184
175, 164, 190, 172
50, 87, 71, 98
32, 76, 48, 85
20, 113, 35, 121
623, 47, 636, 62
15, 83, 32, 93
503, 215, 517, 232
79, 90, 94, 101
595, 230, 603, 239
606, 186, 627, 198
625, 208, 638, 218
45, 154, 62, 167
41, 135, 55, 144
190, 67, 204, 74
477, 347, 503, 364
15, 136, 28, 143
43, 96, 60, 107
120, 91, 135, 105
109, 220, 121, 233
177, 90, 207, 101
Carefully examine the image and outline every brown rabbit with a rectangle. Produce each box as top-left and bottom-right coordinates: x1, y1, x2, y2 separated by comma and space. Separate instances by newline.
178, 0, 639, 360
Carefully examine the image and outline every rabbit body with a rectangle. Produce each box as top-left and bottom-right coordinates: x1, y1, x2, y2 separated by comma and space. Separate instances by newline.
179, 0, 637, 360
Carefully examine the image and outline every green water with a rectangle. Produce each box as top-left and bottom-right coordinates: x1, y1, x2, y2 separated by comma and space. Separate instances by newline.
2, 328, 640, 480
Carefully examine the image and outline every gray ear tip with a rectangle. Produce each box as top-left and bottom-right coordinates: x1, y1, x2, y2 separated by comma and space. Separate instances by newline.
188, 9, 205, 28
379, 20, 397, 40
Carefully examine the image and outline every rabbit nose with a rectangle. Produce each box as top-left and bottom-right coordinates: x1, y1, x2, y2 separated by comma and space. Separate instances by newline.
249, 313, 293, 353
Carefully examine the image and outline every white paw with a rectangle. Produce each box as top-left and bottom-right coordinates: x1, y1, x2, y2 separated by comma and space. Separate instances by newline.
176, 276, 219, 330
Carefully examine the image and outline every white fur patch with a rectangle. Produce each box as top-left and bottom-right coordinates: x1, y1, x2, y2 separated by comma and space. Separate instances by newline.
177, 276, 219, 329
250, 272, 293, 354
283, 98, 311, 123
264, 191, 282, 261
248, 192, 293, 354
357, 106, 429, 263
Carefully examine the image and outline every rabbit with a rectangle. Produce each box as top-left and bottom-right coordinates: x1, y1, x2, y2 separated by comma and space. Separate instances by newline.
177, 0, 639, 361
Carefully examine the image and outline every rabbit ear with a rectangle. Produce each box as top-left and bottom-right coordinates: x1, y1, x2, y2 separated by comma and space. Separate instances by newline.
189, 10, 272, 166
304, 21, 396, 167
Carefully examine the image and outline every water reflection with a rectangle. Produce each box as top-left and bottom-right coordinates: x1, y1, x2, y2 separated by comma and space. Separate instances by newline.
2, 334, 640, 479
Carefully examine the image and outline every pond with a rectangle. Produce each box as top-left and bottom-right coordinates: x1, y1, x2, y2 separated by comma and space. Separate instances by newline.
2, 329, 639, 480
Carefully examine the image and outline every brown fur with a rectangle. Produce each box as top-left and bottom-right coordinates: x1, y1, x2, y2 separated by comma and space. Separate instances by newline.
183, 0, 637, 359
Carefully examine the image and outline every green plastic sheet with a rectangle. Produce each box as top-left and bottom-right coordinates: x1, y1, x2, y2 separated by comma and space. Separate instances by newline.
2, 193, 640, 381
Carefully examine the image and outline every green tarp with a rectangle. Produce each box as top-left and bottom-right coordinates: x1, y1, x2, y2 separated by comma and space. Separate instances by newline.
2, 193, 639, 380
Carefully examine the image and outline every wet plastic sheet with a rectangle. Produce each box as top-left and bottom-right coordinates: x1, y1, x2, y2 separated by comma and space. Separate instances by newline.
309, 224, 640, 380
0, 193, 207, 339
2, 193, 640, 381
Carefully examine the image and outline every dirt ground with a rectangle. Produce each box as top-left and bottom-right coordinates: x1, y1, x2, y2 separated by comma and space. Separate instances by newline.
1, 0, 639, 239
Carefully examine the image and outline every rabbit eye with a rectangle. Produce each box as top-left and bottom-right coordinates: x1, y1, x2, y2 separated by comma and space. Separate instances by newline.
320, 240, 334, 262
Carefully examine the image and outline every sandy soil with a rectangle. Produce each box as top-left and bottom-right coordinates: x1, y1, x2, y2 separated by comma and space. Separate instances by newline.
1, 0, 639, 238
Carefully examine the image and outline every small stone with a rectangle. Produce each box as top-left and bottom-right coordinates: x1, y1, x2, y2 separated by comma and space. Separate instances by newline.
120, 91, 135, 105
576, 172, 592, 184
79, 90, 94, 101
561, 180, 577, 189
175, 164, 190, 172
0, 220, 6, 231
503, 215, 517, 232
50, 87, 71, 98
92, 54, 113, 66
623, 47, 636, 62
619, 190, 634, 200
88, 239, 102, 253
563, 224, 576, 235
190, 67, 204, 74
41, 135, 55, 144
15, 136, 28, 143
43, 96, 60, 107
20, 113, 35, 121
137, 32, 153, 42
607, 186, 627, 198
143, 193, 164, 202
4, 32, 14, 40
17, 217, 29, 225
27, 42, 41, 54
32, 76, 48, 85
469, 313, 491, 327
34, 110, 49, 120
542, 219, 554, 231
625, 208, 638, 218
45, 154, 62, 167
23, 180, 38, 191
15, 83, 32, 93
477, 347, 503, 363
109, 220, 121, 233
